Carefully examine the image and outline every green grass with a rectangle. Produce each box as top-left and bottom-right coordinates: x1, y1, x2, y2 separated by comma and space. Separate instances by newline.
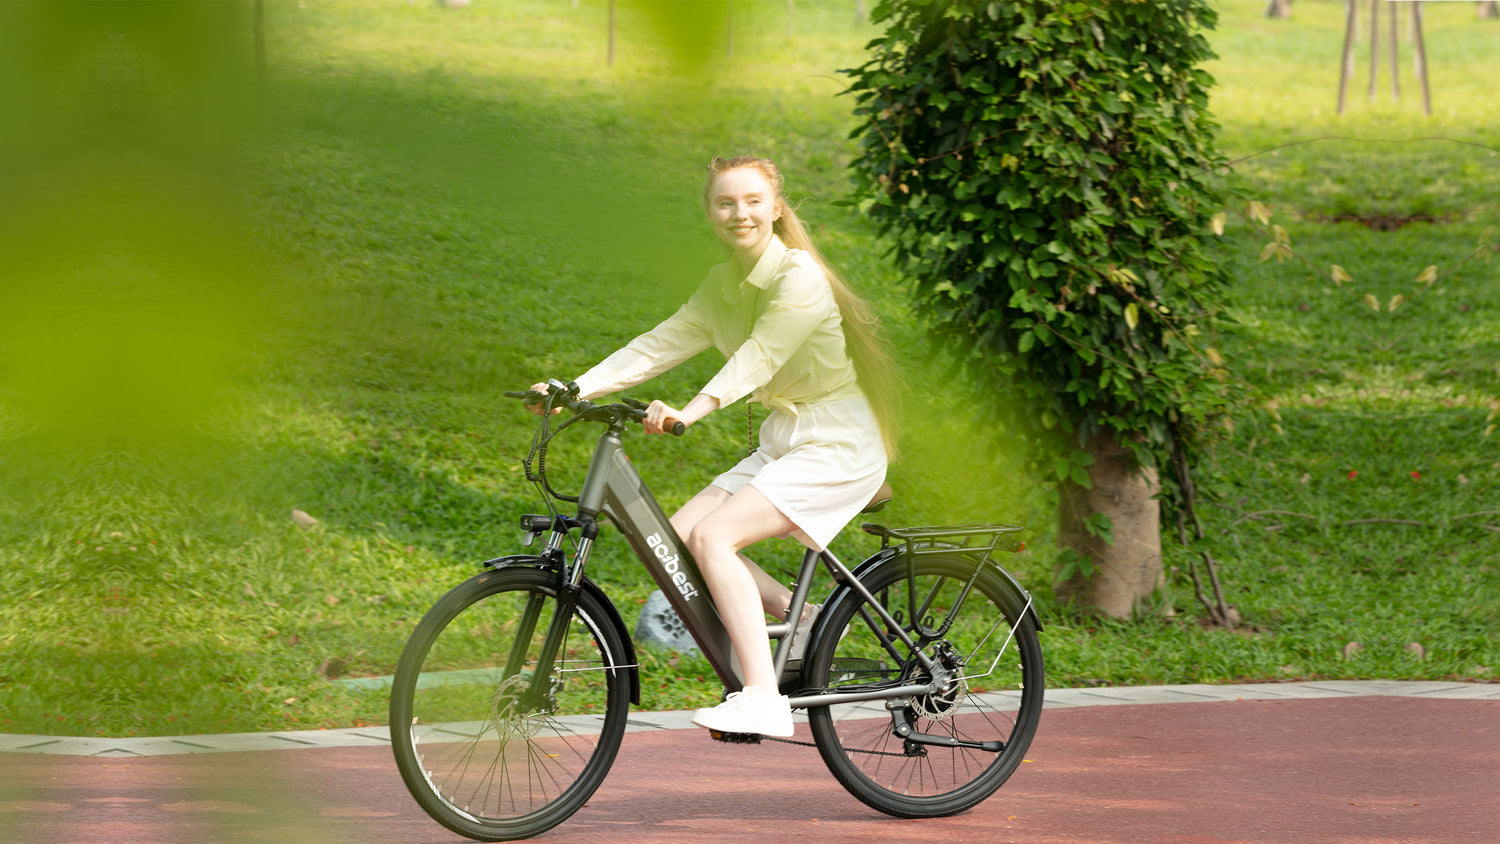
0, 0, 1495, 737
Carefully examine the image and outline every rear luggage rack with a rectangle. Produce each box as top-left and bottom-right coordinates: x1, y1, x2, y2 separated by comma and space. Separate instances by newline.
861, 523, 1025, 559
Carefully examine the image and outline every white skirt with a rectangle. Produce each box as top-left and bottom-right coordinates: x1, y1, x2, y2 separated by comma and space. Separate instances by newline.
711, 393, 888, 551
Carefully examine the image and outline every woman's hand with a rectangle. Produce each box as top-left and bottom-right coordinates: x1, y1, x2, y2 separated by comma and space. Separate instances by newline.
643, 400, 685, 435
643, 393, 720, 435
524, 382, 561, 416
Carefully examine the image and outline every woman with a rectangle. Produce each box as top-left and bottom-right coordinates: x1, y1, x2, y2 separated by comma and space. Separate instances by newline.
531, 156, 897, 737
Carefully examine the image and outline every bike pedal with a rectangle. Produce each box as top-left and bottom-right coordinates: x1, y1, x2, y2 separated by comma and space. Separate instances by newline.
708, 729, 763, 745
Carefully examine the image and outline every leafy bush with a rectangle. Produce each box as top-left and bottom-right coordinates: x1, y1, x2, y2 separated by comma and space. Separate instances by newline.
846, 0, 1241, 524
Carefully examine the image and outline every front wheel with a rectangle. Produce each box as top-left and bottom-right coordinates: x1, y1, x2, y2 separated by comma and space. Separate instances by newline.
804, 553, 1043, 818
389, 566, 631, 841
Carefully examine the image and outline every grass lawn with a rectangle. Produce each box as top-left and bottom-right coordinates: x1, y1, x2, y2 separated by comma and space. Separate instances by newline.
0, 0, 1495, 737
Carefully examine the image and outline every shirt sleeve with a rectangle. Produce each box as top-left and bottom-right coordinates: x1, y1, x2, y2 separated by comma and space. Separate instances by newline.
572, 291, 715, 400
700, 260, 835, 407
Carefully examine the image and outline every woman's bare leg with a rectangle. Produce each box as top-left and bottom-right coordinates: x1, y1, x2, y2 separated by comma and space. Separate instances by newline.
672, 486, 796, 619
681, 485, 797, 692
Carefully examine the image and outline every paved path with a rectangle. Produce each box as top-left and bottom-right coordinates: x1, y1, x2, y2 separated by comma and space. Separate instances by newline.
1, 681, 1495, 843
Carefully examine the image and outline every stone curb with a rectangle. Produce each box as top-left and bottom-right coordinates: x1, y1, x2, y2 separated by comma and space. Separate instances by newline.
4, 680, 1494, 758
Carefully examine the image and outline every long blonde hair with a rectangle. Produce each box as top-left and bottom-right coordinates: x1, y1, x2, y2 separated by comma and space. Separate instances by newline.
705, 155, 901, 457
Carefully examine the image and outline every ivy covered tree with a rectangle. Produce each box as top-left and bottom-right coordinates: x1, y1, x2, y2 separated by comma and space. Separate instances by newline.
846, 0, 1239, 617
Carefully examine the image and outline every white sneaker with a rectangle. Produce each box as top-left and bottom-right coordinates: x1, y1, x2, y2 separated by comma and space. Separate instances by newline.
785, 604, 820, 663
691, 686, 794, 737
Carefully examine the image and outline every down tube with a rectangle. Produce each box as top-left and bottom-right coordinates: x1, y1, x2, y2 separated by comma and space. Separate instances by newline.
596, 443, 742, 690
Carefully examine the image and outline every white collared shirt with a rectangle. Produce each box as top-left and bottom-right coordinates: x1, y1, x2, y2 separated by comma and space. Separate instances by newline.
573, 236, 861, 414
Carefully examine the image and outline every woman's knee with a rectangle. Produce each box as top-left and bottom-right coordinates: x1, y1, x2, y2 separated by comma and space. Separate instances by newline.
671, 486, 729, 539
684, 487, 792, 562
684, 520, 725, 561
686, 511, 757, 565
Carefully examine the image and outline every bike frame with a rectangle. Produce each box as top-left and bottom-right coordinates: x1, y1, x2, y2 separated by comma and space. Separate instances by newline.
520, 412, 1011, 711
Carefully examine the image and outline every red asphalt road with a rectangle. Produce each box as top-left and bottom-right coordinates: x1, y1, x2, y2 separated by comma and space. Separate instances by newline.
1, 696, 1495, 844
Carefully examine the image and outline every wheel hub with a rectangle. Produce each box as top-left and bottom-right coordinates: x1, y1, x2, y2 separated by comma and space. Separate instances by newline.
908, 641, 967, 723
489, 673, 546, 741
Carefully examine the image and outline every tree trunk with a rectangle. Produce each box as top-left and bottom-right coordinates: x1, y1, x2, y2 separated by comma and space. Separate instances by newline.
1480, 2, 1499, 21
608, 0, 616, 66
1338, 0, 1357, 114
1055, 431, 1163, 618
1411, 1, 1431, 115
1265, 0, 1292, 18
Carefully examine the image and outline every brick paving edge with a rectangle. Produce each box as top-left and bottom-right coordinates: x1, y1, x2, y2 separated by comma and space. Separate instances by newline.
3, 680, 1495, 758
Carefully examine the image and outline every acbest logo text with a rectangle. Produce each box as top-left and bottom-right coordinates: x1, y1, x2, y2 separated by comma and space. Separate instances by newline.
646, 532, 700, 601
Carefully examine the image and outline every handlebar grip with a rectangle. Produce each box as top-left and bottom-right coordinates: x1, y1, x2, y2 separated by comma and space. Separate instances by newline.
670, 420, 686, 437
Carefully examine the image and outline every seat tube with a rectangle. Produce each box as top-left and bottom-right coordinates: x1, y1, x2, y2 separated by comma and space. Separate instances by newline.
771, 547, 821, 676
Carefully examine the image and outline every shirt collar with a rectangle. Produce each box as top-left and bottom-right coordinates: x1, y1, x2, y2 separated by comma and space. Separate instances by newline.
742, 234, 787, 291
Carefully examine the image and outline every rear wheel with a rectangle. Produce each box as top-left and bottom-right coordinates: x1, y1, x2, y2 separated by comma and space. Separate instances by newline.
390, 567, 630, 841
804, 554, 1043, 818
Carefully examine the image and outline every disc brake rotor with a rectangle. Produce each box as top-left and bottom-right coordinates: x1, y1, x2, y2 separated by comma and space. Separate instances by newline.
489, 672, 546, 741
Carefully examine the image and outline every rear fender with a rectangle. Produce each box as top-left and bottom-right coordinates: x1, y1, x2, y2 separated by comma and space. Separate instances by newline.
814, 546, 1043, 653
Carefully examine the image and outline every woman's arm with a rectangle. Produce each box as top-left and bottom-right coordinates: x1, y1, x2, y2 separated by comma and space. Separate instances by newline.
572, 288, 715, 400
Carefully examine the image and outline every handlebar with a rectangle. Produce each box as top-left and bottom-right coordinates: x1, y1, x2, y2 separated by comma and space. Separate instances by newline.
504, 383, 685, 436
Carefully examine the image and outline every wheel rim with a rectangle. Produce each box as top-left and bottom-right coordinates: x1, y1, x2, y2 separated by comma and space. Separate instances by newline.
809, 559, 1041, 807
401, 577, 623, 827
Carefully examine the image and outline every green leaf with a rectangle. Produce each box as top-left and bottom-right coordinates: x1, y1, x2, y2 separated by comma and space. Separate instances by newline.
1069, 463, 1092, 487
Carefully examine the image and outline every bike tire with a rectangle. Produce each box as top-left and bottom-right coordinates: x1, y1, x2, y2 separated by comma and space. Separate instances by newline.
804, 553, 1043, 818
389, 566, 631, 841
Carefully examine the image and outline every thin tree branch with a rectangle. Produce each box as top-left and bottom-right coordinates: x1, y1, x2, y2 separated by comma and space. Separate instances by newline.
1229, 510, 1500, 529
1223, 135, 1500, 168
1230, 509, 1320, 526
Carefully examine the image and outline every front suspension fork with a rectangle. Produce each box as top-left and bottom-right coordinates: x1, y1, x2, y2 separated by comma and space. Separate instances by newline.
502, 516, 599, 708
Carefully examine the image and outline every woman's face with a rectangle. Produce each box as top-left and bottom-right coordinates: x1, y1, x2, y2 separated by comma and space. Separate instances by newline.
707, 167, 780, 262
